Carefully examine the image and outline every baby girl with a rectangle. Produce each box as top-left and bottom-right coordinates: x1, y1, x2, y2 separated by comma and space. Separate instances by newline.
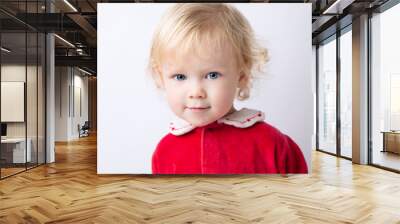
148, 3, 308, 174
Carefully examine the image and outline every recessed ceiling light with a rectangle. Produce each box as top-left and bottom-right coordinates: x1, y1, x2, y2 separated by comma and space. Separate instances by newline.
63, 0, 78, 12
322, 0, 354, 15
1, 47, 11, 53
78, 67, 93, 76
54, 34, 75, 48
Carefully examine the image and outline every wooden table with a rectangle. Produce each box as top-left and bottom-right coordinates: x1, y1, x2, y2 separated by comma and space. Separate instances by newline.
381, 131, 400, 154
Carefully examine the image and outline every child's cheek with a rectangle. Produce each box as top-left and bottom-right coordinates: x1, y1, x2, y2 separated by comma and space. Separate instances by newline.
219, 80, 238, 99
210, 84, 236, 107
166, 94, 183, 115
166, 87, 184, 107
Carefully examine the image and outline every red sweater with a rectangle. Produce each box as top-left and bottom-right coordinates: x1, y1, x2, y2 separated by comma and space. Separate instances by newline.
152, 120, 308, 174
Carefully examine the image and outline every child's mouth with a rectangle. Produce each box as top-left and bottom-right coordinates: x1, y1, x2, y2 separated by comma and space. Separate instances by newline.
186, 106, 211, 111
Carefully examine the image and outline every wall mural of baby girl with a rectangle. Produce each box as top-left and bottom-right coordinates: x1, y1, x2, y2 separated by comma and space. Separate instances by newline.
98, 3, 313, 174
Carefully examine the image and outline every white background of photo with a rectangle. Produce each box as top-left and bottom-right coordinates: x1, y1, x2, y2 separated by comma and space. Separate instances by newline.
98, 3, 313, 174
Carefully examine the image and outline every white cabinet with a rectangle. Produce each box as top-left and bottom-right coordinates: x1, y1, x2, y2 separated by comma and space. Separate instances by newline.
1, 138, 32, 163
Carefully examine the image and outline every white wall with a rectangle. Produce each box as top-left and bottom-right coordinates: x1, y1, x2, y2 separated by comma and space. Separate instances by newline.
55, 67, 69, 141
55, 67, 89, 141
98, 3, 313, 174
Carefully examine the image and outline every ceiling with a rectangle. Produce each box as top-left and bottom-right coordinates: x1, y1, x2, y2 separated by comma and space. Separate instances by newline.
0, 0, 392, 75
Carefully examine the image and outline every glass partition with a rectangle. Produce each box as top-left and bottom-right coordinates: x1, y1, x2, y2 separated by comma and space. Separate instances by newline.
27, 31, 38, 169
38, 32, 45, 165
0, 1, 46, 179
339, 28, 352, 158
25, 0, 45, 170
318, 36, 337, 155
0, 31, 28, 177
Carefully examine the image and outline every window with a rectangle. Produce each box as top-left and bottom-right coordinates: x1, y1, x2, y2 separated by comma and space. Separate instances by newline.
318, 36, 337, 155
371, 2, 400, 171
340, 28, 352, 158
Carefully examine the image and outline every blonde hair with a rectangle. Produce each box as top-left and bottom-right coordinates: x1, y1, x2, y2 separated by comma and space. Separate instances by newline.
149, 3, 268, 100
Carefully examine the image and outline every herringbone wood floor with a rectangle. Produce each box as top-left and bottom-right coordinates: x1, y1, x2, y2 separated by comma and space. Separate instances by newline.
0, 134, 400, 223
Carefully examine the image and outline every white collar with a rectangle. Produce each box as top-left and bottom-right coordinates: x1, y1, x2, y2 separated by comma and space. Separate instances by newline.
169, 108, 265, 136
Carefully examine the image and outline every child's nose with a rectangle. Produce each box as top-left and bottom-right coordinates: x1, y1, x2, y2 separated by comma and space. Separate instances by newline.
189, 85, 206, 99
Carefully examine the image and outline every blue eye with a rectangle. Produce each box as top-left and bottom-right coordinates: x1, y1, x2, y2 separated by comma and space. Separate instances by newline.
206, 72, 221, 80
173, 74, 186, 81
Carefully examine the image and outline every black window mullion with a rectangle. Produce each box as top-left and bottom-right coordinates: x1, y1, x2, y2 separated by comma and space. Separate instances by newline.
336, 29, 341, 157
44, 22, 47, 164
0, 25, 2, 179
316, 45, 319, 151
36, 0, 39, 167
25, 0, 28, 171
367, 11, 373, 165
